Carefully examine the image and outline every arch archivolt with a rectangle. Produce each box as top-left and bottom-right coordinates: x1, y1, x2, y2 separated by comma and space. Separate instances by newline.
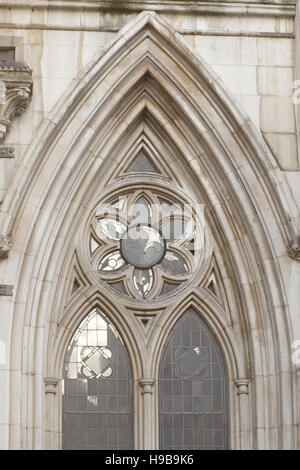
1, 11, 297, 449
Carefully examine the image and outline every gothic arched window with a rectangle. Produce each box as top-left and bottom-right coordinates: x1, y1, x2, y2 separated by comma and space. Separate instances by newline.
63, 150, 228, 449
62, 308, 133, 450
159, 308, 228, 449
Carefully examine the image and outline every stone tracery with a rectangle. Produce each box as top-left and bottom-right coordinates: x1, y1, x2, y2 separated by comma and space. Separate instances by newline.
90, 176, 202, 300
0, 9, 298, 450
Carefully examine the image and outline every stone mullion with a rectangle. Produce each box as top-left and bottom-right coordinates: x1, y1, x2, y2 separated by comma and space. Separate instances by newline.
235, 379, 251, 449
44, 378, 59, 449
139, 378, 155, 449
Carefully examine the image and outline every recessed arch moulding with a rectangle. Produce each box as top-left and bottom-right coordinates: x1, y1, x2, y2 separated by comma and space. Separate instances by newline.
0, 11, 299, 450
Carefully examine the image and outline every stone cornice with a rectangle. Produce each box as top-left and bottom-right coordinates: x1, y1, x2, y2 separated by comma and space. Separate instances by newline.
0, 1, 295, 17
0, 23, 293, 38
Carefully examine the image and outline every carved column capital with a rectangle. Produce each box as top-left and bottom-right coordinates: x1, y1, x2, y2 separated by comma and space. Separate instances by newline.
139, 378, 155, 395
0, 60, 32, 144
235, 378, 250, 395
235, 379, 251, 449
0, 234, 11, 258
44, 377, 59, 395
139, 378, 155, 448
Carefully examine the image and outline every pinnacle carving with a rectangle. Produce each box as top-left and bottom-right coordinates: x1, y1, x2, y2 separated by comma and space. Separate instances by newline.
0, 60, 32, 144
0, 234, 11, 258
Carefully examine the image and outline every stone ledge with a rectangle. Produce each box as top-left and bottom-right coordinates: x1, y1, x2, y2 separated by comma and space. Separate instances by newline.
0, 23, 294, 38
0, 1, 295, 17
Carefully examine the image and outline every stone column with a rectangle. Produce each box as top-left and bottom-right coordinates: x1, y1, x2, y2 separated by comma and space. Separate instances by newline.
139, 378, 155, 449
235, 378, 250, 449
44, 377, 59, 449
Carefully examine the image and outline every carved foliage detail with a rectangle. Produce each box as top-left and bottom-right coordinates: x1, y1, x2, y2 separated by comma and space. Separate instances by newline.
287, 239, 300, 261
0, 60, 33, 143
0, 234, 11, 258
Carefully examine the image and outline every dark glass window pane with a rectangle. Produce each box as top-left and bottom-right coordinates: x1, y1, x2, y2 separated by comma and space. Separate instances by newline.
125, 150, 159, 174
0, 47, 15, 61
62, 308, 133, 449
159, 308, 228, 450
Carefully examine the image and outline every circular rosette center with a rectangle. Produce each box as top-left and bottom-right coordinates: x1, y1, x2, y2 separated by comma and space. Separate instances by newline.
120, 224, 166, 269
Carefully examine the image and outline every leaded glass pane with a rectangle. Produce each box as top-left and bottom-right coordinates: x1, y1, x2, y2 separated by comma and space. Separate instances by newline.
159, 309, 228, 450
98, 251, 125, 273
120, 225, 166, 269
62, 309, 133, 450
161, 218, 192, 242
97, 218, 126, 241
0, 48, 15, 61
132, 196, 152, 225
160, 280, 181, 296
90, 235, 101, 255
159, 198, 181, 213
133, 269, 153, 297
111, 197, 127, 211
126, 150, 159, 173
161, 251, 189, 276
108, 280, 127, 294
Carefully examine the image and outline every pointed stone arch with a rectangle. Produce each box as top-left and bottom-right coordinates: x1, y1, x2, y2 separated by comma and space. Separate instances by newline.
151, 293, 246, 449
48, 288, 144, 449
0, 11, 297, 449
157, 306, 229, 449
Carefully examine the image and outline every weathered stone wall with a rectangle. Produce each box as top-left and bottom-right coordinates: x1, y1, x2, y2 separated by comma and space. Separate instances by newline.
0, 1, 298, 191
0, 1, 299, 450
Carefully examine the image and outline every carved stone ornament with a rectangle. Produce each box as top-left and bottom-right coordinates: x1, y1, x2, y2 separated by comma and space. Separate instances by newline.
0, 146, 15, 158
0, 60, 33, 144
0, 285, 13, 296
0, 234, 11, 258
287, 239, 300, 261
